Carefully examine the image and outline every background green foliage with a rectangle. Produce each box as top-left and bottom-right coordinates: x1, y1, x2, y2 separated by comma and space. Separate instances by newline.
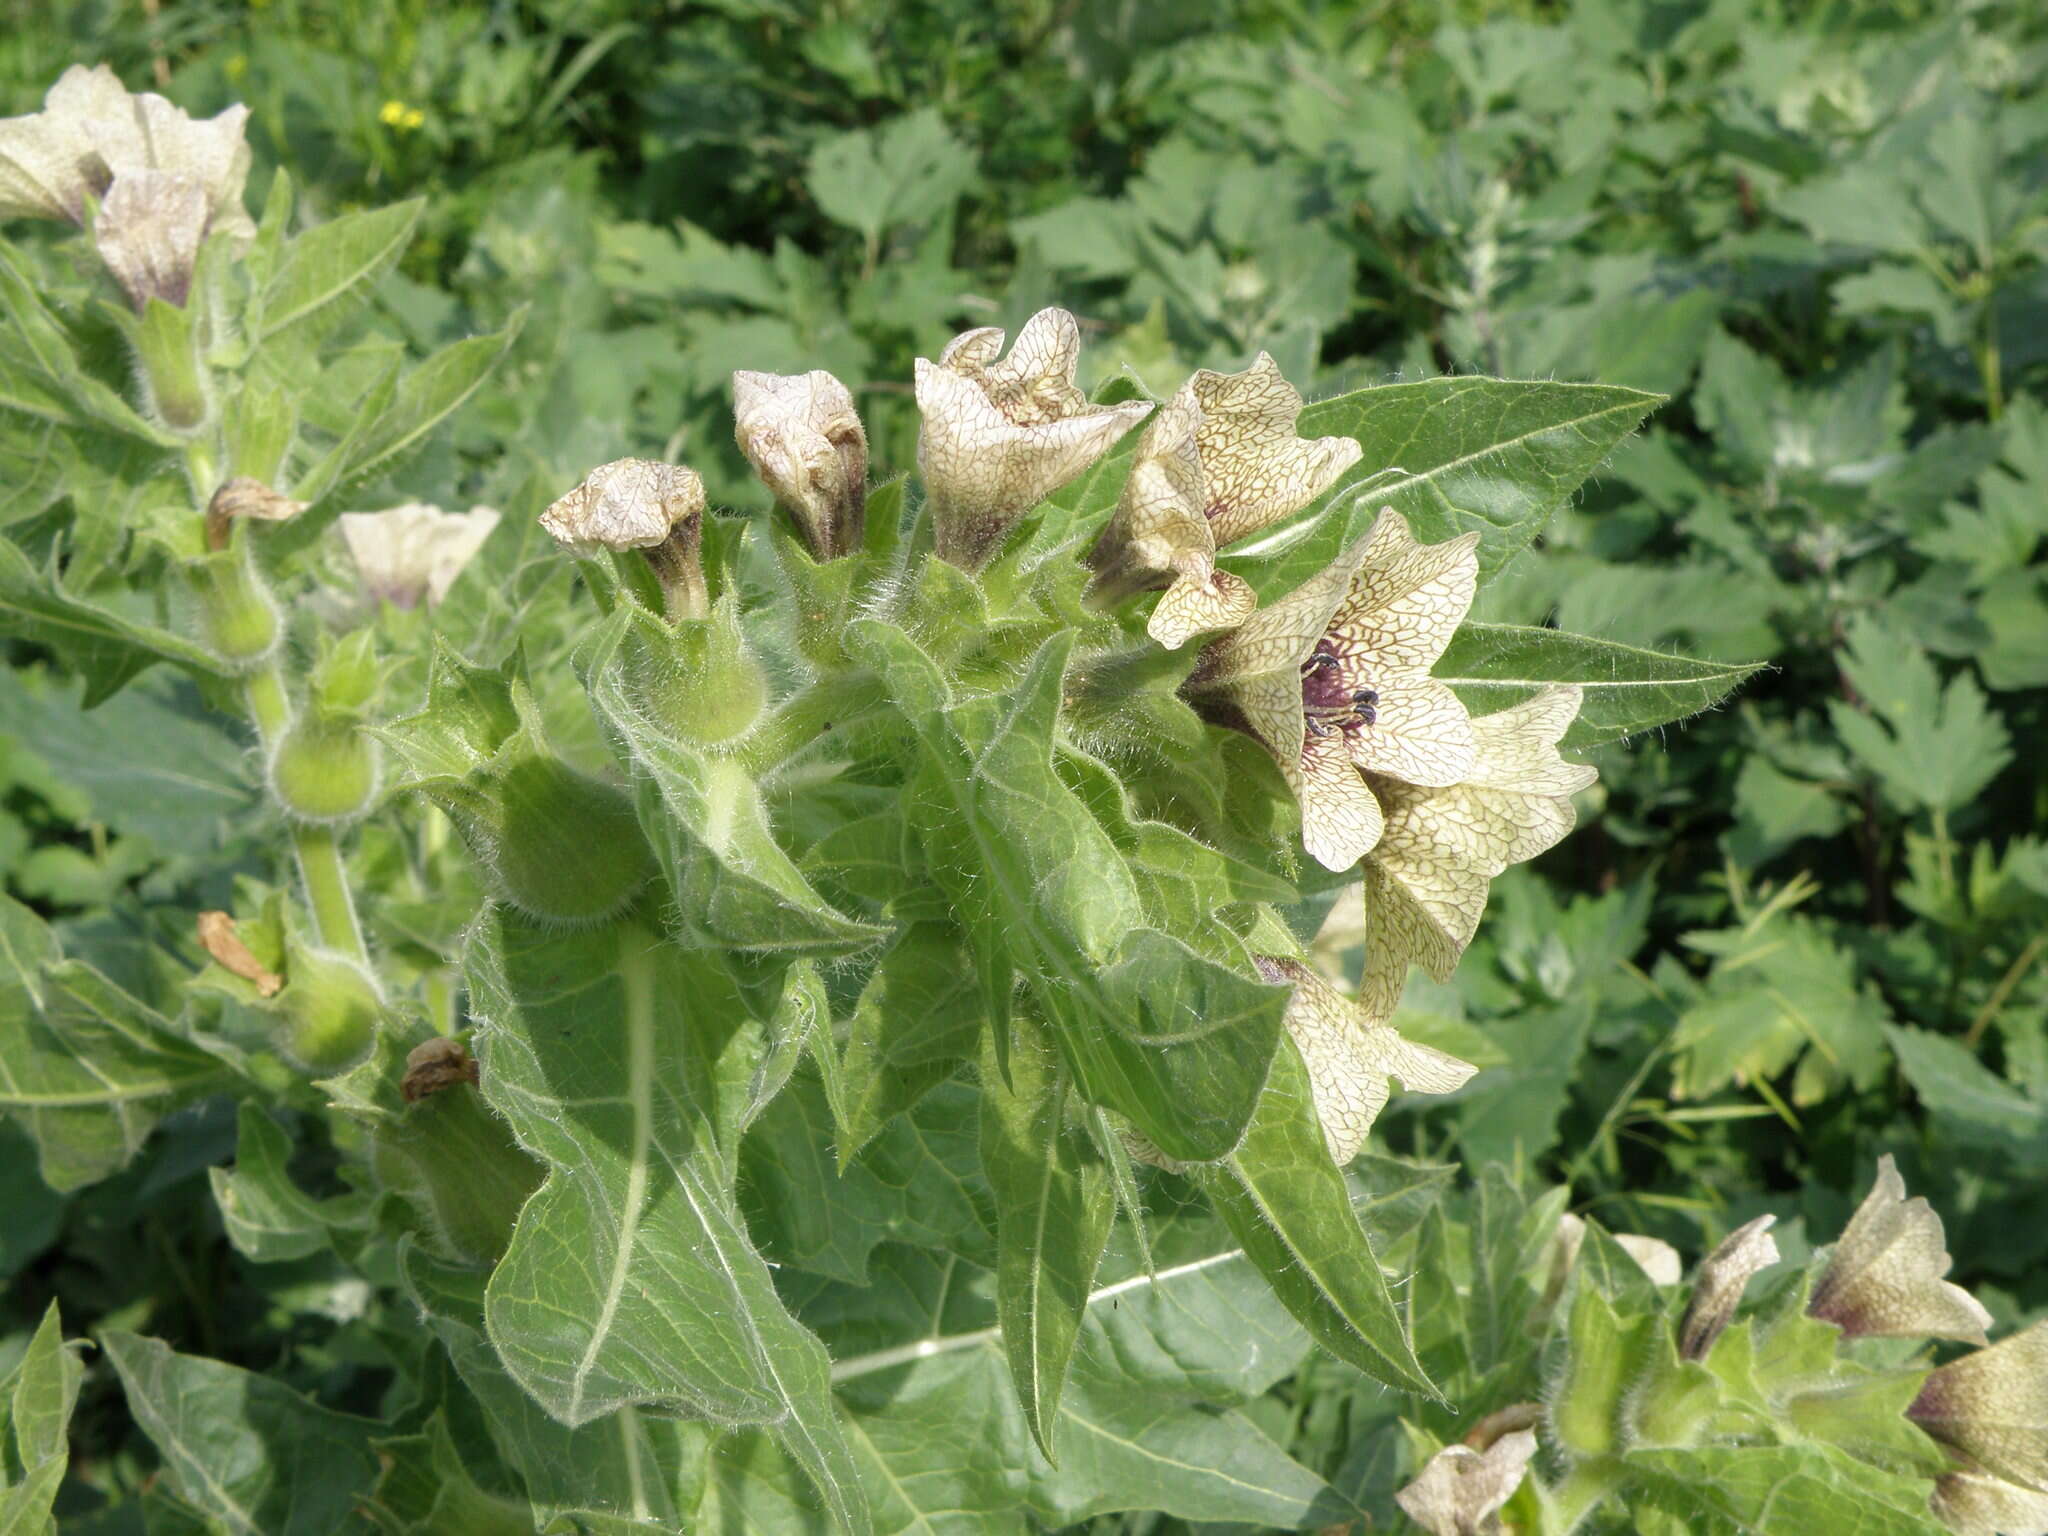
2, 0, 2044, 1529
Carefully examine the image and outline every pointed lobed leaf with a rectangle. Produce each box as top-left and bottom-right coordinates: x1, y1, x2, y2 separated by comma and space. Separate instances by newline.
0, 539, 229, 707
258, 198, 424, 343
1436, 623, 1763, 746
102, 1331, 382, 1536
0, 1302, 80, 1534
1198, 1039, 1438, 1399
401, 1246, 687, 1533
1626, 1443, 1945, 1535
980, 1013, 1115, 1462
470, 914, 869, 1535
580, 615, 884, 955
209, 1101, 365, 1264
1247, 377, 1662, 586
0, 897, 231, 1191
850, 620, 1286, 1162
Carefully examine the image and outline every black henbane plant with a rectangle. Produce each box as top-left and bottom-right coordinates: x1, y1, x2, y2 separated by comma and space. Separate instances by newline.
23, 61, 2035, 1536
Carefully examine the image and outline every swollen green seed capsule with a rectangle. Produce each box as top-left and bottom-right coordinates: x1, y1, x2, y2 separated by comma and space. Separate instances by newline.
457, 756, 656, 927
191, 546, 280, 669
274, 944, 381, 1073
633, 598, 768, 748
270, 717, 380, 824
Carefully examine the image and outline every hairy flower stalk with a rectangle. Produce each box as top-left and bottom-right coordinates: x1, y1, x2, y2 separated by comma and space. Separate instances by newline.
0, 63, 254, 305
1254, 956, 1474, 1163
339, 502, 500, 608
915, 307, 1152, 570
1085, 352, 1362, 648
1808, 1155, 1992, 1343
733, 368, 868, 560
541, 457, 708, 620
1357, 683, 1597, 1019
1183, 509, 1479, 871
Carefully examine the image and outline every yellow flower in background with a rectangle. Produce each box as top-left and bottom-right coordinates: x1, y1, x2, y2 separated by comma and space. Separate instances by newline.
379, 100, 424, 133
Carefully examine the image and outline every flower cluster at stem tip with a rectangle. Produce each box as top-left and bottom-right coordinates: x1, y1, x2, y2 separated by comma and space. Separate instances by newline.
1393, 1158, 2044, 1536
529, 304, 1610, 1165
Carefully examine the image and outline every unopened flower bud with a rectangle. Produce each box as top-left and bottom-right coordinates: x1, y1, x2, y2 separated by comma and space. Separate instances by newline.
1809, 1156, 1991, 1344
453, 756, 655, 928
733, 368, 866, 560
375, 1037, 539, 1265
541, 458, 707, 620
915, 307, 1152, 571
270, 716, 380, 825
1911, 1323, 2048, 1495
339, 502, 499, 609
187, 542, 280, 670
1394, 1428, 1537, 1536
93, 168, 208, 309
1681, 1214, 1781, 1359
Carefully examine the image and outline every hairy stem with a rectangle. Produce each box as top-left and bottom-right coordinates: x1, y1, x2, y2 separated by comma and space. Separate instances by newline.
245, 661, 367, 960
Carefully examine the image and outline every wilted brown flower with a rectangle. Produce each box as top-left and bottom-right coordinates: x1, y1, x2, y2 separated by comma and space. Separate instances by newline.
1394, 1429, 1537, 1536
1680, 1215, 1781, 1359
205, 476, 306, 550
541, 458, 707, 620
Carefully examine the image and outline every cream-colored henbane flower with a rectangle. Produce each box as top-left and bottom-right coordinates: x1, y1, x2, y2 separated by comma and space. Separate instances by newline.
93, 169, 211, 309
1183, 509, 1479, 871
915, 307, 1152, 570
1680, 1214, 1781, 1359
541, 458, 708, 619
1394, 1429, 1537, 1536
732, 369, 867, 560
1357, 684, 1597, 1018
1256, 956, 1474, 1163
1807, 1155, 1992, 1344
0, 67, 254, 307
1931, 1462, 2048, 1536
1911, 1323, 2048, 1495
1084, 353, 1362, 648
340, 503, 500, 608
